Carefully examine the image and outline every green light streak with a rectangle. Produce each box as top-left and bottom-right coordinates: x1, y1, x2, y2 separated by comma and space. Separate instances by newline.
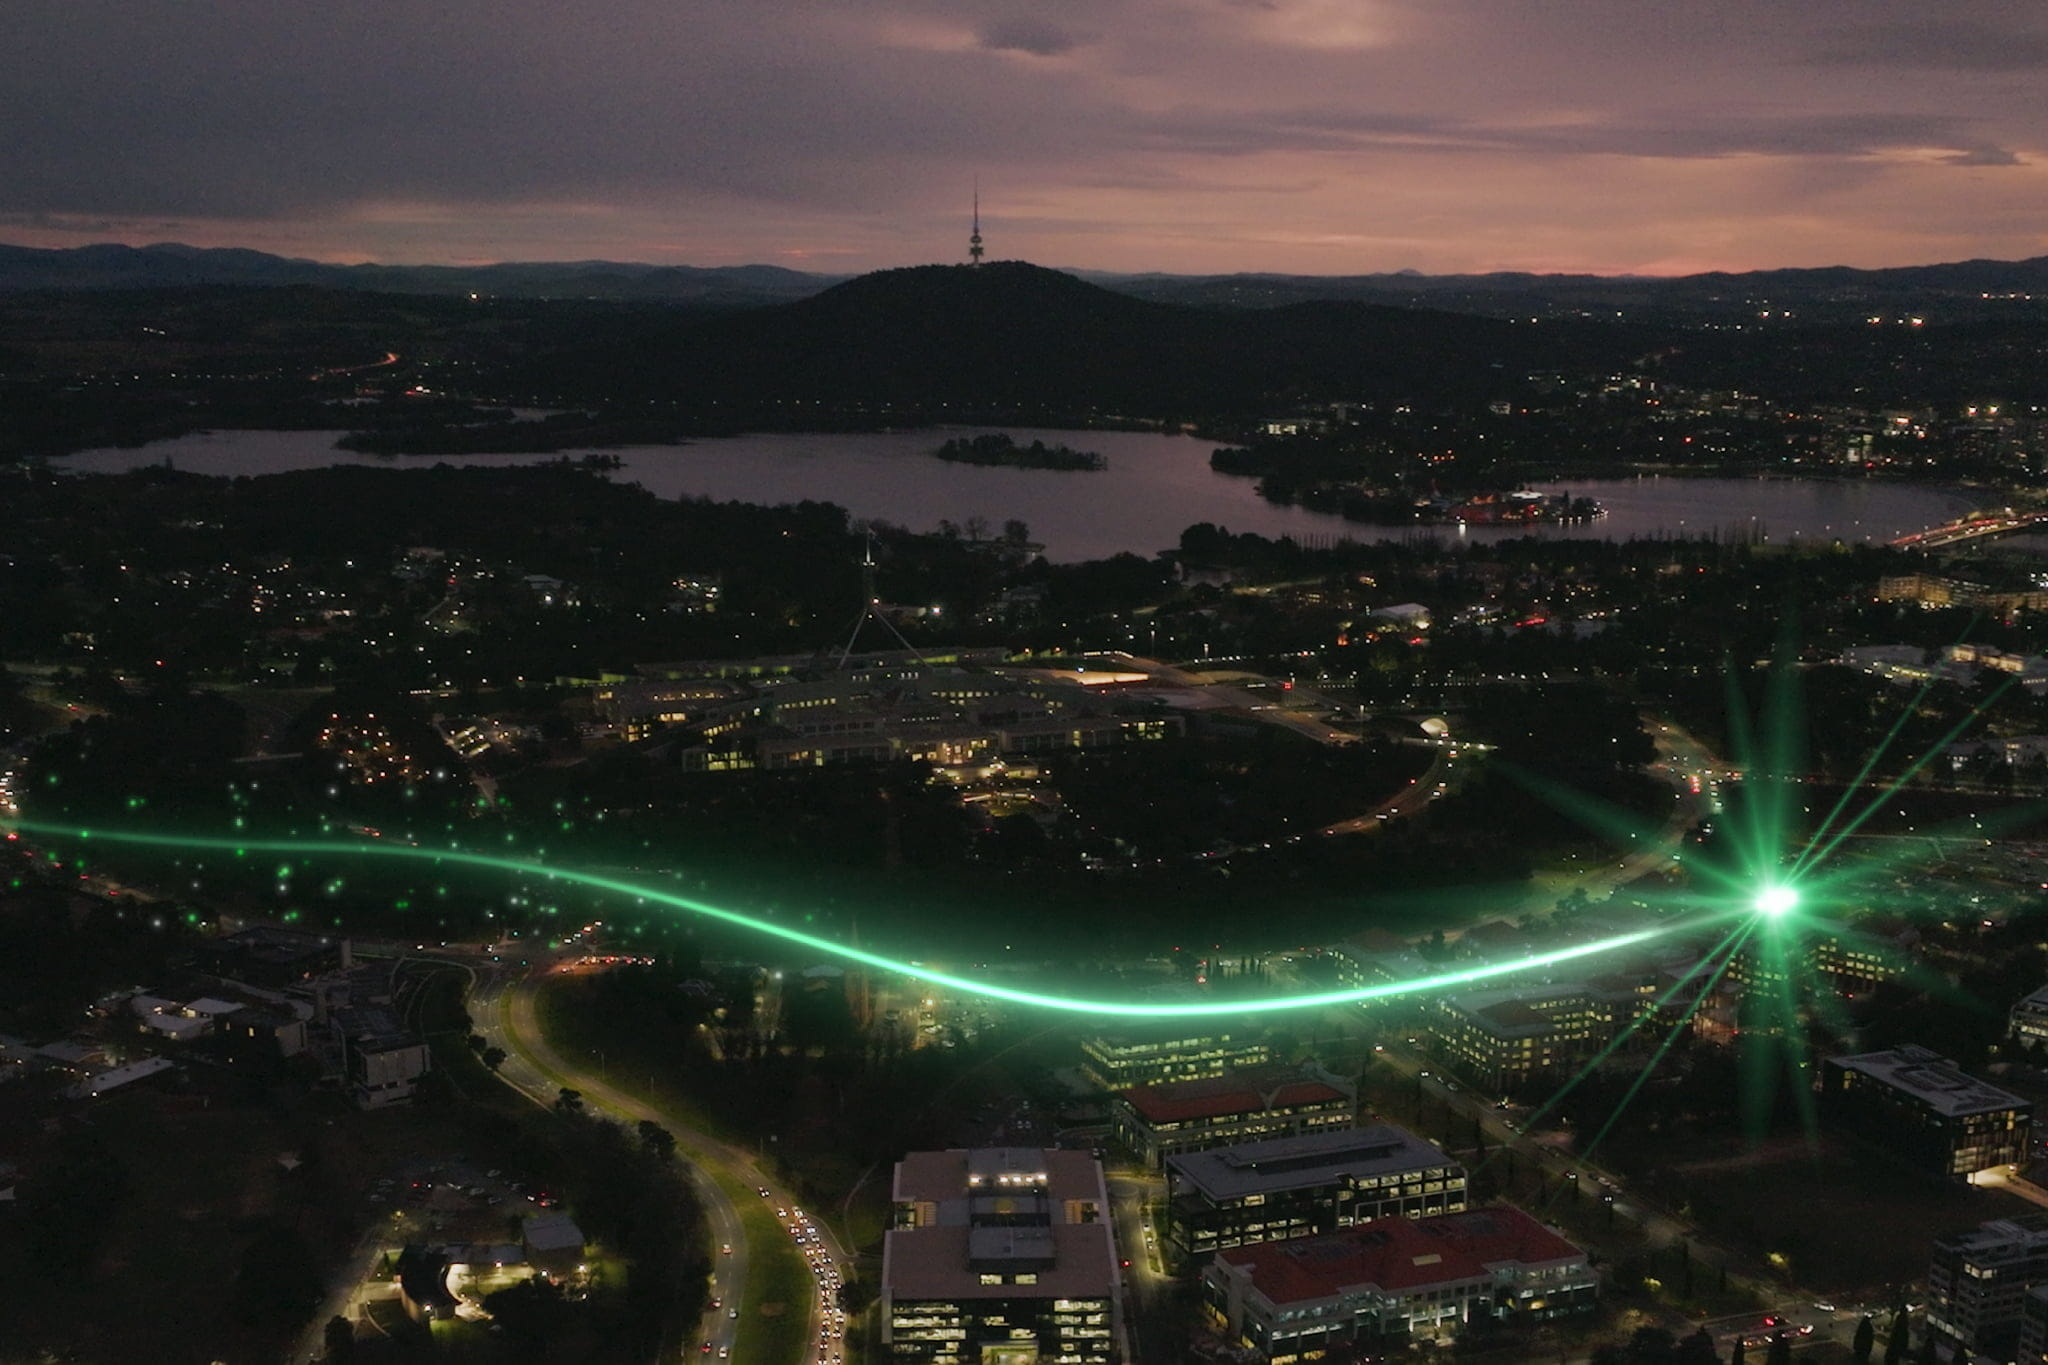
1789, 675, 2015, 879
1471, 917, 1755, 1177
1791, 613, 1981, 879
11, 821, 1685, 1018
1574, 921, 1754, 1172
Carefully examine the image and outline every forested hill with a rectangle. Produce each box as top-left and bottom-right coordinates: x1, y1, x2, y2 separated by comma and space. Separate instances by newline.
522, 261, 1643, 413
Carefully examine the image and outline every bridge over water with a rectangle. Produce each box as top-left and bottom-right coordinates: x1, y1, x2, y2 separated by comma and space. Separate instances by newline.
1890, 508, 2048, 548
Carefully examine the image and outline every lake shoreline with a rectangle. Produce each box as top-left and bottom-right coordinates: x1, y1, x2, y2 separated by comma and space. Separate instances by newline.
49, 425, 1986, 564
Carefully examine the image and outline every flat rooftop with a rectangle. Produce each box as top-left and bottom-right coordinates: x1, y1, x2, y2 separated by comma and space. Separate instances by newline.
1442, 984, 1595, 1037
884, 1222, 1117, 1301
1828, 1045, 2028, 1118
893, 1147, 1103, 1206
1216, 1206, 1582, 1306
1168, 1124, 1452, 1202
1120, 1067, 1348, 1125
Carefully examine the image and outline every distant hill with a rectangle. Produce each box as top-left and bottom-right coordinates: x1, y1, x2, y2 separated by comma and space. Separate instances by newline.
7, 252, 2048, 424
0, 242, 843, 306
7, 240, 2048, 324
521, 260, 1640, 413
1089, 257, 2048, 322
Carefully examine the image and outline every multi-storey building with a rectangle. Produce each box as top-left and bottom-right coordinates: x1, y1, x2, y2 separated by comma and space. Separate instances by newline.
1820, 1045, 2032, 1181
2020, 1283, 2048, 1365
1111, 1067, 1352, 1169
1080, 1028, 1270, 1092
1929, 1213, 2048, 1357
882, 1147, 1121, 1365
1429, 986, 1607, 1092
1878, 574, 2048, 616
1203, 1206, 1596, 1363
1165, 1124, 1466, 1265
1806, 932, 1906, 994
2013, 986, 2048, 1052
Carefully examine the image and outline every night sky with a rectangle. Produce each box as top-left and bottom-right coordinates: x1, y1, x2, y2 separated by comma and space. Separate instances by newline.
4, 0, 2044, 275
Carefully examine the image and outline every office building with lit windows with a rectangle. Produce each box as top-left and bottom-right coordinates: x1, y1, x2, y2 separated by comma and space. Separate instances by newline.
1080, 1028, 1271, 1092
1165, 1124, 1466, 1265
2012, 985, 2048, 1052
1821, 1045, 2031, 1181
1428, 986, 1608, 1091
1203, 1206, 1595, 1363
882, 1147, 1122, 1364
1111, 1066, 1353, 1168
1928, 1213, 2048, 1357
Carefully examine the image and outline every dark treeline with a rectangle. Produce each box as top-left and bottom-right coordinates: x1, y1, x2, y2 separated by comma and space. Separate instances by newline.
9, 265, 2048, 462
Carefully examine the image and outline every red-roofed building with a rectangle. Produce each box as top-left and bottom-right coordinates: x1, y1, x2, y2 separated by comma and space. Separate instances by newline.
1203, 1206, 1596, 1362
1111, 1066, 1354, 1168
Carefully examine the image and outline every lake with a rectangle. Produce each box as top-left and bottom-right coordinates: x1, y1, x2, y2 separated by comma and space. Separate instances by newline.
53, 426, 1980, 562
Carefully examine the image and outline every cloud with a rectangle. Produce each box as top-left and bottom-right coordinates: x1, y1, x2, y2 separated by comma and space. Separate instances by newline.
1940, 146, 2025, 167
978, 17, 1083, 56
1810, 21, 2048, 72
0, 0, 2044, 272
1136, 105, 1998, 166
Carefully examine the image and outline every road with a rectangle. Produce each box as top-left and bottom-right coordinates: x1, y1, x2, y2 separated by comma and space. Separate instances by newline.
1106, 1168, 1169, 1363
1319, 740, 1460, 835
466, 960, 850, 1365
1511, 713, 1717, 916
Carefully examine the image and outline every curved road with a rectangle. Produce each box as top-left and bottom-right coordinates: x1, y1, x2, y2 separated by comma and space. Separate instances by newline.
469, 963, 850, 1365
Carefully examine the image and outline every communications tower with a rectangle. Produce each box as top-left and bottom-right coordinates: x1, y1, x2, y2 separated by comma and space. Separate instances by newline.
968, 182, 984, 266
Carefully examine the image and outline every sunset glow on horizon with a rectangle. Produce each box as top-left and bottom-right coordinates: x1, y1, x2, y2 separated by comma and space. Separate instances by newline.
3, 0, 2044, 276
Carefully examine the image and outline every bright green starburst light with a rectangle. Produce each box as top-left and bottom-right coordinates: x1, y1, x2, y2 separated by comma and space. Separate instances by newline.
1752, 884, 1799, 919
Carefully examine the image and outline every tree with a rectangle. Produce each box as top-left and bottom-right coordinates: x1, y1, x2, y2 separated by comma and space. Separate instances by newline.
1677, 1326, 1720, 1365
1884, 1309, 1909, 1365
556, 1086, 584, 1114
234, 1223, 323, 1323
323, 1314, 356, 1361
1854, 1317, 1876, 1364
638, 1119, 677, 1161
481, 1045, 507, 1071
1731, 1336, 1747, 1365
1766, 1332, 1792, 1365
24, 1133, 130, 1275
484, 1275, 572, 1346
468, 1033, 486, 1052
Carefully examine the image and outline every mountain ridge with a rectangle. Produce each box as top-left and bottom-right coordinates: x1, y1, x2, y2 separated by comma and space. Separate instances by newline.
5, 241, 2048, 321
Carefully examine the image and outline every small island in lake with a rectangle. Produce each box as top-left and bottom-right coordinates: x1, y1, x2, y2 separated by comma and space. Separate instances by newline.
933, 433, 1107, 471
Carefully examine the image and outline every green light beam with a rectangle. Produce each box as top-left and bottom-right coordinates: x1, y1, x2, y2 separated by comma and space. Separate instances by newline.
11, 820, 1703, 1019
1753, 620, 1807, 881
1793, 612, 1984, 876
1569, 921, 1753, 1178
1762, 917, 1823, 1145
1468, 917, 1755, 1188
1720, 649, 1773, 881
1790, 675, 2016, 879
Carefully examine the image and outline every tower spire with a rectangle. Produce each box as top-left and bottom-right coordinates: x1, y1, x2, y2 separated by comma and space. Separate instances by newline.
969, 179, 984, 266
